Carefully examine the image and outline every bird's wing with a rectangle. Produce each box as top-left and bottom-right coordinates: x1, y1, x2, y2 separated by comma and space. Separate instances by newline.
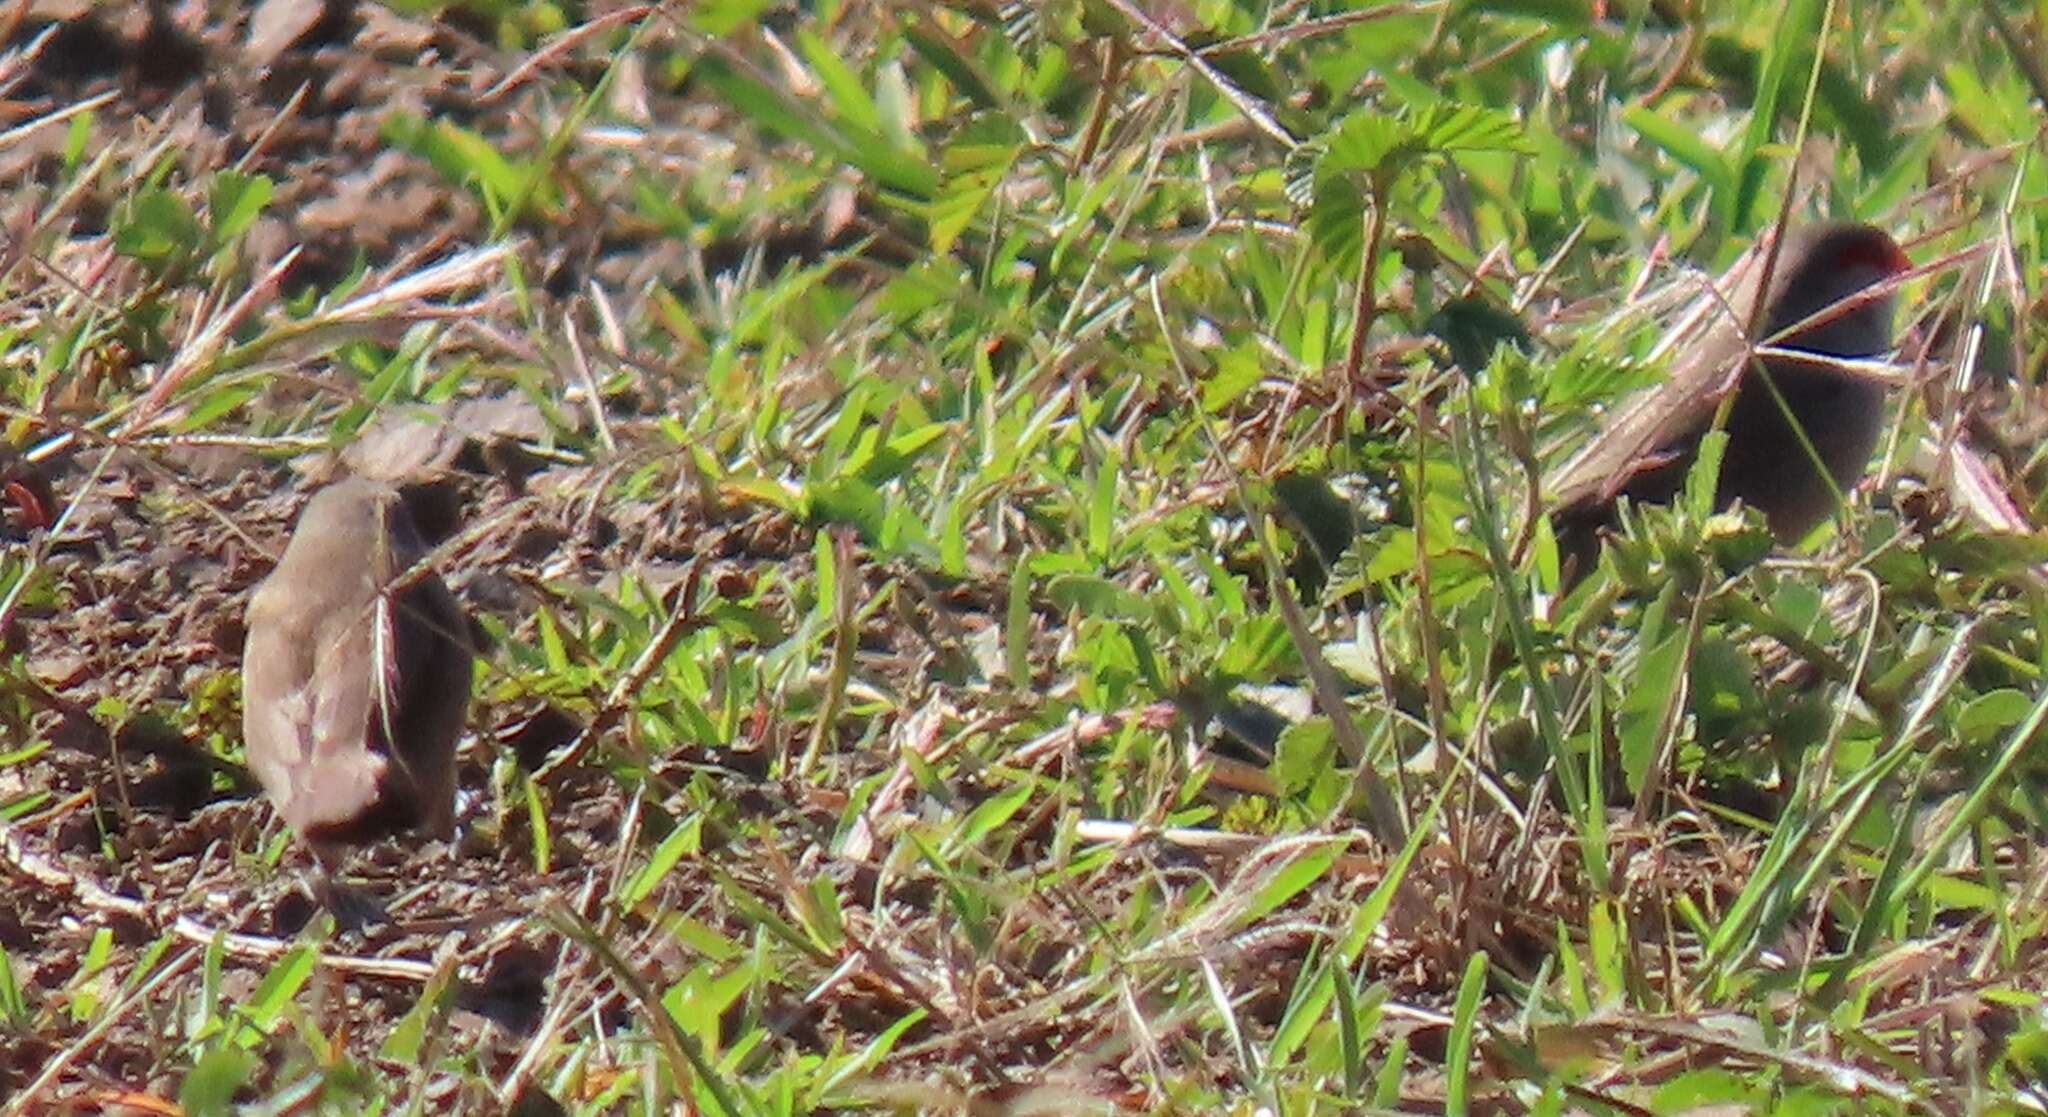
380, 578, 473, 835
287, 591, 386, 832
241, 579, 317, 811
1544, 239, 1772, 510
243, 574, 388, 835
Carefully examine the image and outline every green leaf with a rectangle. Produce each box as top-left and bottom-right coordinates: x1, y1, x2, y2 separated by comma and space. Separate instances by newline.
1045, 574, 1155, 624
1542, 353, 1661, 409
1313, 102, 1529, 185
809, 475, 888, 540
687, 0, 772, 35
0, 943, 23, 1026
947, 776, 1034, 855
1005, 558, 1032, 686
180, 1046, 258, 1117
242, 942, 318, 1031
381, 956, 457, 1063
207, 171, 273, 247
858, 420, 951, 484
1316, 110, 1409, 177
1729, 0, 1824, 224
904, 21, 1002, 109
622, 814, 703, 906
1623, 104, 1735, 200
1267, 958, 1337, 1069
1215, 614, 1298, 680
929, 146, 1017, 253
1271, 718, 1347, 815
1244, 842, 1338, 924
796, 30, 886, 138
1685, 429, 1728, 519
113, 189, 203, 266
697, 57, 937, 199
1957, 689, 2033, 746
383, 115, 544, 215
1652, 1069, 1759, 1110
1086, 459, 1117, 559
1444, 950, 1490, 1116
1411, 103, 1532, 154
1619, 630, 1688, 794
1202, 345, 1265, 412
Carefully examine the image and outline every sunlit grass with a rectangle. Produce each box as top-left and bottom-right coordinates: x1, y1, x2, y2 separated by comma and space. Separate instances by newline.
5, 0, 2048, 1113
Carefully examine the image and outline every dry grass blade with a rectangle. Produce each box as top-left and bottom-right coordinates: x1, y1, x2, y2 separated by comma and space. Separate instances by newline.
0, 89, 114, 154
122, 246, 301, 437
322, 240, 514, 324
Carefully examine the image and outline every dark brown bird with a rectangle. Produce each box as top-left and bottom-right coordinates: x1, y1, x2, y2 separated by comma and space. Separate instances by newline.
1549, 222, 1912, 579
242, 476, 473, 919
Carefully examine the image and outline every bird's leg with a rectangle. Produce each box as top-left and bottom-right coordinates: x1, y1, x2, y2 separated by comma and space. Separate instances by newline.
308, 846, 389, 931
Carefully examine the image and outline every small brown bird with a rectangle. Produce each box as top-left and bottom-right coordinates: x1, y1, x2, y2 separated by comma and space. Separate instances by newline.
242, 477, 474, 920
1549, 222, 1912, 579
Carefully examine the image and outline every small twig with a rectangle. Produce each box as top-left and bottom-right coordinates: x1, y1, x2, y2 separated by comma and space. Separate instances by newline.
497, 880, 602, 1106
388, 493, 540, 597
1095, 0, 1298, 149
0, 88, 114, 154
1192, 2, 1441, 56
231, 80, 309, 176
843, 704, 1019, 862
1588, 1016, 1918, 1104
1074, 819, 1383, 878
1073, 36, 1124, 170
1002, 704, 1173, 770
562, 316, 618, 456
0, 817, 145, 919
1340, 170, 1390, 391
477, 4, 657, 104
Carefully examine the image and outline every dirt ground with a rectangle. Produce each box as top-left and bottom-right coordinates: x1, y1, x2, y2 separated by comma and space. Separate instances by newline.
0, 2, 854, 1106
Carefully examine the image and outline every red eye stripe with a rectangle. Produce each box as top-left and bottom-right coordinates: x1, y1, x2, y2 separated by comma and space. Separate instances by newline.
1837, 233, 1912, 275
